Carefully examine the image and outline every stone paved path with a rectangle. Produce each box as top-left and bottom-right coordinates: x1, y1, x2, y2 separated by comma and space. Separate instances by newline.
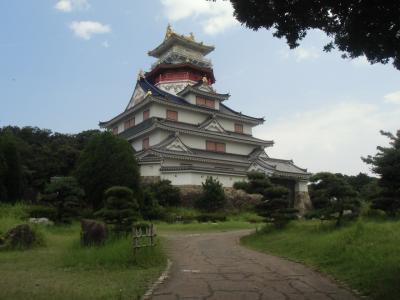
151, 230, 358, 300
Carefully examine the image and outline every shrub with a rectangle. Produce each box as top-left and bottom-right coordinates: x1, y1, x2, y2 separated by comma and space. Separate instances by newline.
42, 177, 84, 223
196, 212, 227, 222
196, 177, 226, 212
0, 224, 44, 250
139, 189, 164, 220
96, 186, 140, 235
233, 181, 249, 192
150, 180, 181, 207
27, 205, 57, 221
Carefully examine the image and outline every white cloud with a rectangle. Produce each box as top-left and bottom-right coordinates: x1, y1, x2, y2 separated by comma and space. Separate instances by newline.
69, 21, 111, 40
279, 46, 320, 62
384, 91, 400, 104
254, 102, 399, 175
55, 0, 90, 12
160, 0, 238, 35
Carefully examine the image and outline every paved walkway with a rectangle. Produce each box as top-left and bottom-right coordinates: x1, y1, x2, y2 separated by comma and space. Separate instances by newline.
151, 230, 358, 300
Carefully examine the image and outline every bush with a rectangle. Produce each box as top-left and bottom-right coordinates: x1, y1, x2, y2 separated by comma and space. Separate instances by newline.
196, 212, 227, 222
233, 181, 249, 192
42, 177, 84, 223
0, 224, 44, 250
96, 186, 140, 235
27, 205, 57, 221
196, 177, 226, 212
139, 189, 164, 220
150, 180, 181, 207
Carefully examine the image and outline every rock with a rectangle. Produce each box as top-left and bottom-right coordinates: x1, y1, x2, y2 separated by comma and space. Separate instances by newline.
80, 219, 108, 246
224, 188, 263, 210
4, 224, 37, 249
29, 218, 54, 225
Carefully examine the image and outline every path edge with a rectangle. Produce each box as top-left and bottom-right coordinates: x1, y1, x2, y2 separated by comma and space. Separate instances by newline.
142, 259, 172, 300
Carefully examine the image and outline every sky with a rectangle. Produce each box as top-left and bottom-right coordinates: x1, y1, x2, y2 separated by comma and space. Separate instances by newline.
1, 0, 400, 176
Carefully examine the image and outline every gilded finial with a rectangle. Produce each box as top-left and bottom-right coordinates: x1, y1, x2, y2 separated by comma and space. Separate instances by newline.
165, 23, 173, 40
146, 90, 152, 96
189, 32, 195, 41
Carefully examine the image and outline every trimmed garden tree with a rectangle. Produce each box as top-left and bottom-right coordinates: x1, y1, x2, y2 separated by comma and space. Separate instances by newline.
196, 177, 226, 212
309, 172, 360, 226
43, 176, 84, 223
362, 130, 400, 216
75, 131, 140, 209
150, 179, 181, 207
97, 186, 139, 235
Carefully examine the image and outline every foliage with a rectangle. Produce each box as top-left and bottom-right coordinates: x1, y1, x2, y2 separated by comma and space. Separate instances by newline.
75, 131, 140, 210
196, 177, 226, 212
363, 130, 400, 216
149, 180, 181, 207
0, 126, 100, 201
138, 189, 164, 220
27, 205, 57, 221
242, 219, 400, 300
226, 0, 400, 70
309, 172, 361, 226
42, 177, 84, 223
0, 130, 23, 203
96, 186, 139, 234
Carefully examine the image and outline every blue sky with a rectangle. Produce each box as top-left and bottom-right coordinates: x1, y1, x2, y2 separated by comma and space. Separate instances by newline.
1, 0, 400, 175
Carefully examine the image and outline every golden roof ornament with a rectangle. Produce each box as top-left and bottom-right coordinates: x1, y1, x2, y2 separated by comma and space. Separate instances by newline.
146, 90, 152, 96
165, 23, 173, 40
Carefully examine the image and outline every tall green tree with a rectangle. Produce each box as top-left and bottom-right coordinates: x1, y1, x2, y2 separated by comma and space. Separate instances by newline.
0, 130, 23, 203
150, 180, 181, 207
43, 176, 84, 223
75, 132, 140, 209
309, 172, 360, 226
362, 130, 400, 216
226, 0, 400, 69
0, 150, 8, 200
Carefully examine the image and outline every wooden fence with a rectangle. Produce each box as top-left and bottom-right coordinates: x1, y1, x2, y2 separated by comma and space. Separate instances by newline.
132, 224, 156, 255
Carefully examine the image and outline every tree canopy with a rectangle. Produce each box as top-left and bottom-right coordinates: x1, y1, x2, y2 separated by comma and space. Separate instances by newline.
75, 131, 140, 209
363, 130, 400, 215
227, 0, 400, 69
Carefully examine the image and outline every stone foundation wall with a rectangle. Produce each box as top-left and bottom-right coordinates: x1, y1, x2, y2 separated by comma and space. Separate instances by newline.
141, 176, 161, 185
294, 191, 313, 216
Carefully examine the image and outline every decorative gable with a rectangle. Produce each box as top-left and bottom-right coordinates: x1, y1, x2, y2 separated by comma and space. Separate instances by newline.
199, 117, 226, 133
164, 136, 192, 153
126, 83, 146, 109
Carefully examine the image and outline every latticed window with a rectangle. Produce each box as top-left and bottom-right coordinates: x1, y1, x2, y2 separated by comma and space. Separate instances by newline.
166, 110, 178, 121
124, 117, 135, 130
143, 109, 150, 120
206, 141, 225, 153
142, 137, 149, 150
112, 127, 118, 135
234, 123, 243, 133
196, 97, 215, 109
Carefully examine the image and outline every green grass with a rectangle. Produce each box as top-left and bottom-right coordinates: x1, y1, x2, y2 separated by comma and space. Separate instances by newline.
241, 219, 400, 300
0, 205, 167, 300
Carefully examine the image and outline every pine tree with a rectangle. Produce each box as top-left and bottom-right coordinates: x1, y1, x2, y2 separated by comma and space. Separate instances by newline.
43, 176, 84, 223
362, 130, 400, 216
97, 186, 140, 234
196, 177, 226, 212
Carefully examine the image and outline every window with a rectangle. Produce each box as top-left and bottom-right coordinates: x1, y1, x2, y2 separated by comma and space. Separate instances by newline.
124, 117, 135, 130
206, 141, 226, 153
143, 109, 150, 120
112, 127, 118, 135
142, 137, 149, 150
234, 123, 243, 133
166, 109, 178, 121
196, 97, 215, 109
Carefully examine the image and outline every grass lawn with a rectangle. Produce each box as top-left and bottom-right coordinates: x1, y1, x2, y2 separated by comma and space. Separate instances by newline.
0, 204, 167, 300
241, 218, 400, 300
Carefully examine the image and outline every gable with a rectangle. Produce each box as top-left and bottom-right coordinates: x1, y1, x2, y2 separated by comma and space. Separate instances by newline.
126, 83, 146, 109
164, 136, 192, 153
199, 117, 226, 133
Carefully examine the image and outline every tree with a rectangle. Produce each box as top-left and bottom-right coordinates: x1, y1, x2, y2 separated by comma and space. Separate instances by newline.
196, 177, 226, 212
138, 188, 164, 220
309, 172, 360, 226
75, 132, 140, 209
97, 186, 139, 234
150, 180, 181, 207
257, 184, 296, 229
43, 177, 84, 223
362, 130, 400, 216
0, 130, 23, 203
0, 150, 8, 201
225, 0, 400, 70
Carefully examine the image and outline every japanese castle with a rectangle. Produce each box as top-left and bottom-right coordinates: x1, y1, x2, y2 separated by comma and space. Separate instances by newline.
100, 25, 311, 209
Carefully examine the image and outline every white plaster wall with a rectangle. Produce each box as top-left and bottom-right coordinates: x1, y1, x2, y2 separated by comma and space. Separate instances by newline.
295, 180, 309, 192
161, 172, 245, 187
183, 94, 220, 110
140, 164, 161, 177
132, 140, 142, 152
131, 129, 169, 151
217, 118, 252, 135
